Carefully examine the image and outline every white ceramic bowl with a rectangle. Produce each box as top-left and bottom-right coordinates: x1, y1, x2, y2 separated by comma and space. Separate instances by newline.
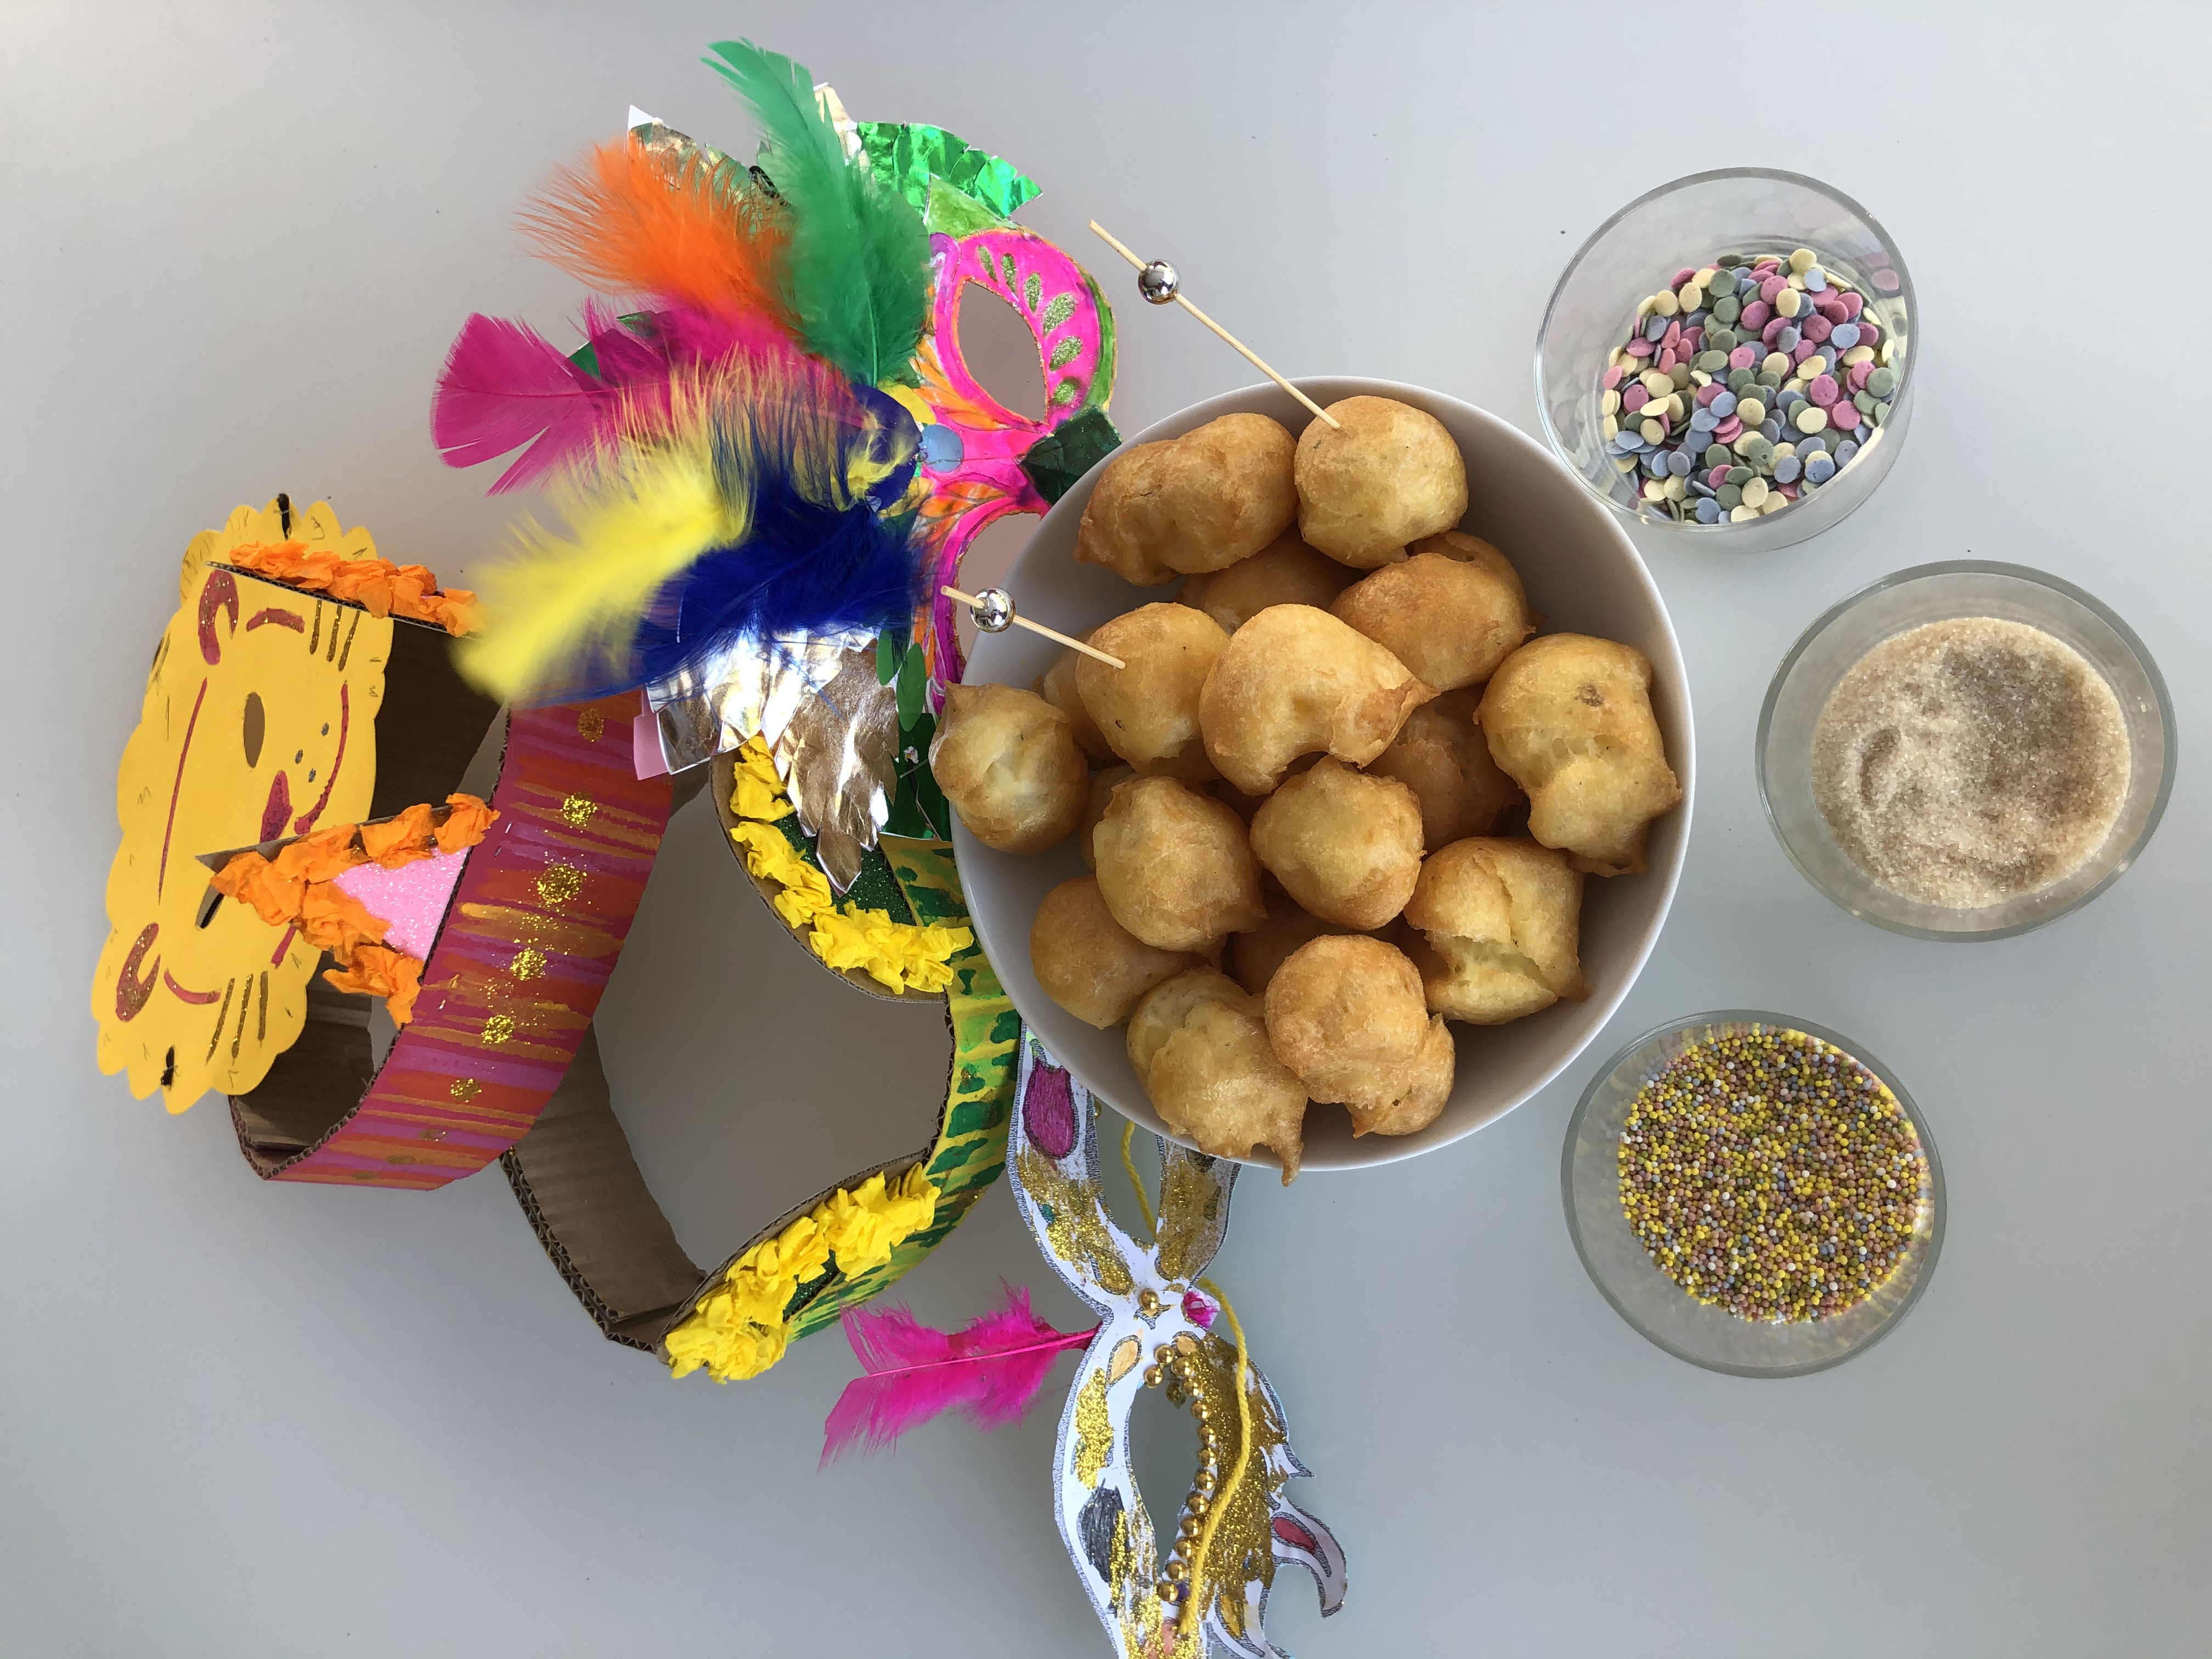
958, 377, 1695, 1172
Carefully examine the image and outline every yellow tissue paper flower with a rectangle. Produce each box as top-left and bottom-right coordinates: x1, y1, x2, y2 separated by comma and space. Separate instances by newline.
730, 739, 794, 821
664, 1167, 940, 1383
724, 737, 973, 994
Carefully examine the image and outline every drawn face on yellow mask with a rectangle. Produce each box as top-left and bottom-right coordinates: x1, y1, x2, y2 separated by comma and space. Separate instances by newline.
93, 544, 390, 1111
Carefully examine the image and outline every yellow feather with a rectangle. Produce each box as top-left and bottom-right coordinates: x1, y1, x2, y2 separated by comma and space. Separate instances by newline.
456, 434, 742, 703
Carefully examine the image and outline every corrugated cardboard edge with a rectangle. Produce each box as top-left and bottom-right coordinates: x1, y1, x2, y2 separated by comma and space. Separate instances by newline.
228, 689, 670, 1187
500, 837, 1020, 1363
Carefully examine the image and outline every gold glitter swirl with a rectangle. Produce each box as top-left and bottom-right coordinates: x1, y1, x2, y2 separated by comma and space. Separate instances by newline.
1071, 1367, 1113, 1489
1181, 1335, 1286, 1638
1107, 1504, 1164, 1656
507, 947, 546, 980
558, 793, 597, 828
1015, 1144, 1134, 1295
1154, 1150, 1231, 1285
482, 1014, 516, 1046
575, 707, 604, 741
534, 864, 583, 906
448, 1078, 481, 1102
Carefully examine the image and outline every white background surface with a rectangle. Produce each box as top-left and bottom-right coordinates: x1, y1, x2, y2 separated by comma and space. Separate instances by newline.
5, 4, 2207, 1654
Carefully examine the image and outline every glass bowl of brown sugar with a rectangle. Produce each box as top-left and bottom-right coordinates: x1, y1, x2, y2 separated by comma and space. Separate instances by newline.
1758, 561, 2174, 939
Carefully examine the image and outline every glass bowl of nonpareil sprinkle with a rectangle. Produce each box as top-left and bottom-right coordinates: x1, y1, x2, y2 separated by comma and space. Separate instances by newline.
1562, 1011, 1944, 1378
1537, 168, 1914, 553
1757, 561, 2175, 939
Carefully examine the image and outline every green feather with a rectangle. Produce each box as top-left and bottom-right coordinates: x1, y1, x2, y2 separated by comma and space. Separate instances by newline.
703, 39, 933, 387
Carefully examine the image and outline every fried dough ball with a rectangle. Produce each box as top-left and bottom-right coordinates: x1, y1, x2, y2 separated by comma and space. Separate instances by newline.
1074, 413, 1297, 583
1127, 968, 1308, 1182
1249, 758, 1423, 929
1294, 396, 1469, 568
1077, 764, 1134, 870
1346, 1013, 1456, 1137
1034, 646, 1115, 764
1263, 935, 1453, 1137
1477, 634, 1683, 876
1329, 532, 1536, 690
1229, 893, 1384, 995
1092, 776, 1266, 953
929, 682, 1087, 853
1077, 603, 1227, 780
1180, 532, 1357, 633
1364, 688, 1524, 850
1199, 605, 1436, 794
1030, 876, 1200, 1029
1402, 838, 1589, 1025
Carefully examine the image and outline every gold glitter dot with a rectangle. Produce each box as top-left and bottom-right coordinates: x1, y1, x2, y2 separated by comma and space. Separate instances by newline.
417, 1127, 448, 1141
558, 793, 597, 828
535, 864, 583, 905
448, 1078, 482, 1102
482, 1014, 516, 1046
575, 708, 604, 741
508, 947, 546, 980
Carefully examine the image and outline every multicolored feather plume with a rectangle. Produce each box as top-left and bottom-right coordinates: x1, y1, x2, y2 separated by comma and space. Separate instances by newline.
703, 38, 933, 387
455, 337, 919, 705
519, 138, 792, 328
821, 1286, 1096, 1467
456, 431, 737, 704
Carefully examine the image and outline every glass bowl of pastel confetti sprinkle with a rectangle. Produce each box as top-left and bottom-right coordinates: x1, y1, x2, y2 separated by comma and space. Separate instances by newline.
1562, 1010, 1944, 1377
1538, 168, 1915, 553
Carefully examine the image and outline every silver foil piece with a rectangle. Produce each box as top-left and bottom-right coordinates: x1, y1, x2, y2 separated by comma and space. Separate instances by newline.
770, 645, 898, 893
647, 628, 878, 776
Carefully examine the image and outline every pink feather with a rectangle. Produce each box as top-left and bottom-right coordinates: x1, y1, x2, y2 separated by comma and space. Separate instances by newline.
820, 1286, 1095, 1468
431, 313, 619, 493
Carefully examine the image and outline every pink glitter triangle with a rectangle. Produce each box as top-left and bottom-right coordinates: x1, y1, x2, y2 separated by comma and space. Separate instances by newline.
330, 849, 470, 961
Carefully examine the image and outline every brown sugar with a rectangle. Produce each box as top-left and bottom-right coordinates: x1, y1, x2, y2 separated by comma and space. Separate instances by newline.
1811, 618, 2129, 909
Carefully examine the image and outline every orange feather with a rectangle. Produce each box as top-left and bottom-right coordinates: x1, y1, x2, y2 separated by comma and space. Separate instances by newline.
520, 139, 792, 326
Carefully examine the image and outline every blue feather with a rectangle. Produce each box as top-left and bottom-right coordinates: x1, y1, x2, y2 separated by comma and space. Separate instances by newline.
630, 483, 918, 690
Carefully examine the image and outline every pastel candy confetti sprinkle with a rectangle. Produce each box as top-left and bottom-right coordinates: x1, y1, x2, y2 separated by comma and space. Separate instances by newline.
1597, 247, 1903, 525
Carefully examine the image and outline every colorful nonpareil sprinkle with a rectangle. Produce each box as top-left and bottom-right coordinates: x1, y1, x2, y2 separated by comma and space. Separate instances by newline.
1617, 1026, 1927, 1322
1600, 248, 1901, 524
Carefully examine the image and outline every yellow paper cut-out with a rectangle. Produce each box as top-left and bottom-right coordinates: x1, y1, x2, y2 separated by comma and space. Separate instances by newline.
93, 510, 393, 1112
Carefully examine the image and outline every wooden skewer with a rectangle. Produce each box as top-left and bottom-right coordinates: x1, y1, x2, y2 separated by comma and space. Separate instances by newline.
1088, 221, 1340, 430
942, 586, 1126, 669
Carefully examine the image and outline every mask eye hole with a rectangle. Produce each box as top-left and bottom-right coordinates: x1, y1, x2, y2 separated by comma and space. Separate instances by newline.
242, 691, 266, 767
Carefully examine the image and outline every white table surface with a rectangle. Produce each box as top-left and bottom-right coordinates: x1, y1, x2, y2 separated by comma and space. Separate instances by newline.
7, 4, 2207, 1654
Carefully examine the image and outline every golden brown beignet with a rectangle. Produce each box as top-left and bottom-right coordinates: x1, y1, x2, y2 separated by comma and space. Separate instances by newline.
1248, 758, 1423, 929
1127, 967, 1308, 1183
1074, 413, 1297, 582
1180, 531, 1357, 633
1198, 605, 1435, 795
1330, 532, 1536, 691
1477, 634, 1683, 876
929, 682, 1088, 853
1294, 396, 1468, 568
1031, 875, 1200, 1029
1092, 775, 1266, 953
1077, 603, 1227, 781
1402, 837, 1588, 1024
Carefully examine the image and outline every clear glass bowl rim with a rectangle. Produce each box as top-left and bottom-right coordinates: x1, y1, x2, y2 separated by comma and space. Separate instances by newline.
1560, 1007, 1946, 1379
1754, 558, 2179, 941
1534, 165, 1918, 536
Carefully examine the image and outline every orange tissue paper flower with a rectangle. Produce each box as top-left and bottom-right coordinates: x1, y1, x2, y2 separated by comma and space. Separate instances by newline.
359, 803, 438, 869
436, 794, 499, 854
